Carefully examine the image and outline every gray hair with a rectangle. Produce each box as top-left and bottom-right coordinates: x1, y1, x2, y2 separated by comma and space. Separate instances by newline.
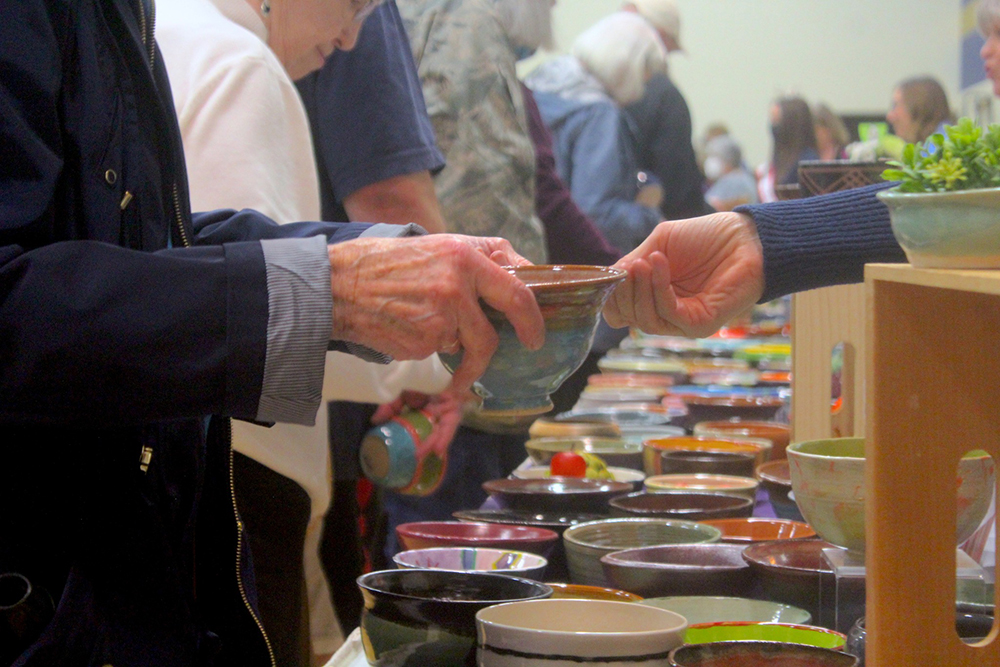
978, 0, 1000, 34
571, 12, 667, 105
705, 135, 742, 169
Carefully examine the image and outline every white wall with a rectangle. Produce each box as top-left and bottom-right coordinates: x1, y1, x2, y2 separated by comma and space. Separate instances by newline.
529, 0, 961, 169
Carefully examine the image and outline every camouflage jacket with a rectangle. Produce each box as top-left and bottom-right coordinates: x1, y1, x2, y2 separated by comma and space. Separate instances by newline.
398, 0, 547, 263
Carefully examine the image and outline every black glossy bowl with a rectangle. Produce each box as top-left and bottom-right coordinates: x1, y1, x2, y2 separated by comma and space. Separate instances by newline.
357, 569, 551, 666
483, 477, 632, 514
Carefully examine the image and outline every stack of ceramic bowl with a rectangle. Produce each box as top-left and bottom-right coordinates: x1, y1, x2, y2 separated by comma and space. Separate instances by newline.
642, 436, 770, 478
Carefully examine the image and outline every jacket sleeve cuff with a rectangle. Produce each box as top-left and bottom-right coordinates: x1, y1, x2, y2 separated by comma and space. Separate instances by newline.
256, 235, 332, 425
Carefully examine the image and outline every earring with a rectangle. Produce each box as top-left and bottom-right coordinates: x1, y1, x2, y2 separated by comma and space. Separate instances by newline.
261, 0, 270, 14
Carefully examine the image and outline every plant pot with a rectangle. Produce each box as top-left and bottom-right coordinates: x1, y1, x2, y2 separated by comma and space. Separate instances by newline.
877, 186, 1000, 268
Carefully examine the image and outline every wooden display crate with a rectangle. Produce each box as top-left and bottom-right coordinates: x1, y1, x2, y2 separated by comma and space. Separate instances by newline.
865, 264, 1000, 665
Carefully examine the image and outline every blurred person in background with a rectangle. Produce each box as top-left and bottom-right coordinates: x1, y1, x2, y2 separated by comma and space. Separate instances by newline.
756, 96, 819, 202
885, 75, 954, 144
702, 135, 758, 211
620, 0, 715, 220
397, 0, 547, 264
526, 12, 668, 255
813, 103, 851, 160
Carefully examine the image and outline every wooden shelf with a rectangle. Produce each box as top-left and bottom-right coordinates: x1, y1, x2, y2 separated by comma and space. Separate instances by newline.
866, 263, 1000, 295
864, 263, 1000, 666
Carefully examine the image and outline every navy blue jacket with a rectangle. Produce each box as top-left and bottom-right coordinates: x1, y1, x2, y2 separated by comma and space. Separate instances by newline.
0, 0, 367, 664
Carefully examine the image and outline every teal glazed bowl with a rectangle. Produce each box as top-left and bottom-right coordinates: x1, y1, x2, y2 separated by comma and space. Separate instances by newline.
440, 265, 626, 417
877, 186, 1000, 268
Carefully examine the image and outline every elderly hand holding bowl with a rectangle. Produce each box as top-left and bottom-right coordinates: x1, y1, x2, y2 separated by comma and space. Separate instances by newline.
327, 233, 546, 393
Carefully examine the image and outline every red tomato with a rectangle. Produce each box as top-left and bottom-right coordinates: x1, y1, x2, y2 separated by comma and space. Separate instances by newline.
550, 451, 587, 477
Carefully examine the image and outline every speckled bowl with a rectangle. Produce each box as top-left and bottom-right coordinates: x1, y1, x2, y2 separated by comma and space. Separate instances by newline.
439, 265, 626, 416
787, 437, 995, 553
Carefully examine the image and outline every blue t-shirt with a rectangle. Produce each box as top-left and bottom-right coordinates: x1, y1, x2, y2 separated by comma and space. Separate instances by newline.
296, 1, 445, 222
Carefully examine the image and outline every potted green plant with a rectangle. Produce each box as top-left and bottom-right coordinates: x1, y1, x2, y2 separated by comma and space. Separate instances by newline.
878, 117, 1000, 268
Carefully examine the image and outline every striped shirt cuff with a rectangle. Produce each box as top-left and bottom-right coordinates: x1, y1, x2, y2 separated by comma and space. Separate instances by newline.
257, 236, 332, 425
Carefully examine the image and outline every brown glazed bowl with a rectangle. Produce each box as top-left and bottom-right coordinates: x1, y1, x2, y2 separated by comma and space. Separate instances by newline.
438, 265, 626, 417
700, 518, 816, 543
545, 582, 644, 602
601, 543, 754, 599
608, 491, 754, 521
643, 437, 768, 477
755, 459, 803, 522
692, 420, 791, 460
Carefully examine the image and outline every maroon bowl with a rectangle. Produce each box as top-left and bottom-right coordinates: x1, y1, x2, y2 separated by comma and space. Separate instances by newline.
608, 491, 754, 521
395, 521, 559, 558
601, 543, 754, 598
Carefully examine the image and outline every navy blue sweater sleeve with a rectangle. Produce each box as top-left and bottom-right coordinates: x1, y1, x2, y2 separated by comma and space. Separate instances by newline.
736, 182, 906, 302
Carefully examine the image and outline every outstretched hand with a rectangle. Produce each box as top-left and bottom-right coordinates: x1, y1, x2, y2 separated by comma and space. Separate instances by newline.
603, 212, 765, 338
328, 234, 544, 393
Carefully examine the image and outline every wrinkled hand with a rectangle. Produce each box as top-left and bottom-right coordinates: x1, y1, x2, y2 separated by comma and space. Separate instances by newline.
603, 212, 765, 338
328, 234, 544, 392
370, 390, 469, 459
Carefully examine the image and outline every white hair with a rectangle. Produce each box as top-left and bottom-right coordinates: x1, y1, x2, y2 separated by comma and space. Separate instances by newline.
980, 0, 1000, 34
494, 0, 555, 52
571, 12, 667, 105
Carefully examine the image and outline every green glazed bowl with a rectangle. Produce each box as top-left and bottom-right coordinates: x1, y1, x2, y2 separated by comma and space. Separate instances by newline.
877, 186, 1000, 268
683, 621, 846, 650
440, 265, 626, 417
786, 438, 994, 553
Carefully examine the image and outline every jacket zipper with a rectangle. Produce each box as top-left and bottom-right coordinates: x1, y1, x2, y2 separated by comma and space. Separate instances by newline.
171, 183, 192, 247
137, 0, 156, 69
228, 429, 277, 667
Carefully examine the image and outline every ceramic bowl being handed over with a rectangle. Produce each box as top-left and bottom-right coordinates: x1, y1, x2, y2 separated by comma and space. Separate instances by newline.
439, 265, 626, 417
